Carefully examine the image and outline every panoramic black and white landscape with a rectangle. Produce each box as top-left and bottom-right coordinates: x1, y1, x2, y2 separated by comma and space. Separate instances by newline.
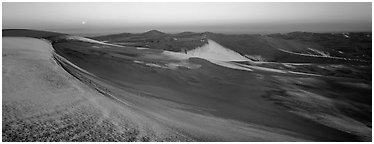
2, 2, 372, 142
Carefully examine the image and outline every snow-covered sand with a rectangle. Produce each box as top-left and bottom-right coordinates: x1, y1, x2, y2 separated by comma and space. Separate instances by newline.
64, 35, 124, 47
160, 40, 326, 75
277, 47, 368, 62
2, 37, 180, 141
160, 39, 254, 71
186, 40, 250, 61
3, 37, 306, 141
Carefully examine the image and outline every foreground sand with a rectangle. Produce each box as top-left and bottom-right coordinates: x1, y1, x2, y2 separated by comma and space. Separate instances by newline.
2, 37, 185, 141
3, 37, 314, 141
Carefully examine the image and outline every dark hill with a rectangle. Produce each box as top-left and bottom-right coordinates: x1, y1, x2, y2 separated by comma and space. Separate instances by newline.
93, 31, 208, 52
91, 30, 372, 64
3, 29, 65, 38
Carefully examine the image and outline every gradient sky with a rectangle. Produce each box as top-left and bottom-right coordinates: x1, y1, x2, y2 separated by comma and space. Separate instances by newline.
2, 2, 372, 36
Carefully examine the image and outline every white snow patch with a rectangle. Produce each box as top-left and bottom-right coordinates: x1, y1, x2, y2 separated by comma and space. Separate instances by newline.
133, 59, 201, 70
186, 40, 249, 62
282, 63, 296, 69
165, 61, 202, 70
136, 47, 149, 50
145, 63, 168, 69
211, 60, 253, 72
245, 55, 266, 61
64, 35, 124, 47
161, 51, 192, 60
307, 48, 330, 57
235, 62, 325, 77
278, 48, 368, 62
236, 63, 287, 73
133, 60, 144, 64
160, 39, 250, 63
133, 60, 166, 68
286, 63, 312, 66
160, 49, 253, 71
287, 71, 324, 77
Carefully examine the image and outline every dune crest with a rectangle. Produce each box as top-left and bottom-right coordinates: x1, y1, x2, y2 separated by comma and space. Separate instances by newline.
186, 39, 249, 61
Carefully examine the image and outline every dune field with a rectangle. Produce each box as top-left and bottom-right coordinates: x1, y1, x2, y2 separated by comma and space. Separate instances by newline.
2, 29, 371, 141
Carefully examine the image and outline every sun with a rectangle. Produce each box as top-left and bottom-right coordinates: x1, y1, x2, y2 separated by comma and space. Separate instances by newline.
81, 21, 86, 25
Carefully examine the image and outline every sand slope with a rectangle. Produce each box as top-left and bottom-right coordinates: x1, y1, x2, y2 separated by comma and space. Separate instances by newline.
2, 37, 307, 141
52, 38, 365, 141
2, 37, 189, 141
186, 39, 249, 61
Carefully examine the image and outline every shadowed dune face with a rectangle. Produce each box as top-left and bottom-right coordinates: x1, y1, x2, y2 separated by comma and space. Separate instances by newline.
2, 29, 372, 142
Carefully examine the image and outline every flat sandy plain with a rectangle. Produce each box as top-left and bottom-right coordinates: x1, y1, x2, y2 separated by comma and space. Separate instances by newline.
2, 30, 371, 141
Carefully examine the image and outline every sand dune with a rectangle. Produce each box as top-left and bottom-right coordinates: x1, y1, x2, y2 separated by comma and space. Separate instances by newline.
3, 30, 370, 141
159, 40, 254, 72
186, 39, 249, 61
2, 37, 183, 141
3, 37, 310, 141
